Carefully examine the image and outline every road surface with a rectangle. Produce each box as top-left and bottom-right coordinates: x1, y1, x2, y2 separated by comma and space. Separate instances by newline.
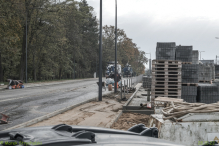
0, 76, 142, 131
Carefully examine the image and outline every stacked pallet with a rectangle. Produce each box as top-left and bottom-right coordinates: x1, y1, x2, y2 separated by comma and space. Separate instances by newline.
215, 65, 219, 79
142, 76, 151, 89
156, 42, 176, 60
151, 60, 182, 107
175, 46, 193, 63
176, 44, 199, 103
181, 85, 197, 103
198, 64, 212, 83
192, 50, 199, 64
182, 64, 198, 83
200, 60, 215, 81
197, 83, 219, 104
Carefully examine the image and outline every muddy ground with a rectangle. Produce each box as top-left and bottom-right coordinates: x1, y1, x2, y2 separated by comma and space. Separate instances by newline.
111, 113, 150, 130
30, 92, 134, 128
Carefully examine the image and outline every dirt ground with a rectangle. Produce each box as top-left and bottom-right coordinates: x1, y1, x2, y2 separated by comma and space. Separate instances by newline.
30, 92, 134, 128
111, 113, 150, 130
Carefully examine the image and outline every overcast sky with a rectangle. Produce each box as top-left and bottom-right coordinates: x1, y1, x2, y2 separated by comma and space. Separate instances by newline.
64, 0, 219, 68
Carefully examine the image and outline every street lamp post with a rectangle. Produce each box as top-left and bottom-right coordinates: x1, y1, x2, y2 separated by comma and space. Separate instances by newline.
216, 55, 219, 65
114, 0, 117, 93
199, 51, 205, 61
98, 0, 103, 101
215, 37, 219, 64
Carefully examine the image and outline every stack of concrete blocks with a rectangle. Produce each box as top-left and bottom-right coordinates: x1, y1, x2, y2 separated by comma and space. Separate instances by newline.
197, 83, 219, 104
215, 65, 219, 79
181, 86, 197, 103
142, 76, 151, 89
156, 42, 176, 60
192, 50, 199, 64
182, 64, 198, 83
175, 46, 193, 63
181, 64, 198, 102
200, 60, 215, 80
151, 60, 182, 107
198, 64, 212, 82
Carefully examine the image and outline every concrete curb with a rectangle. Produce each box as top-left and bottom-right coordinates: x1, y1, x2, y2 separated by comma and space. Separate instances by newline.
109, 110, 123, 128
3, 97, 98, 131
109, 83, 143, 128
123, 83, 142, 110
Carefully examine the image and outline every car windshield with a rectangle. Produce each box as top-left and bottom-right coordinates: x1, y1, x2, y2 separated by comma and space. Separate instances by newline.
1, 1, 218, 146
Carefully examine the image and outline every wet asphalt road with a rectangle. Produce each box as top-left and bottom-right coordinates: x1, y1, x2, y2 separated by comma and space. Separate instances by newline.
0, 76, 141, 131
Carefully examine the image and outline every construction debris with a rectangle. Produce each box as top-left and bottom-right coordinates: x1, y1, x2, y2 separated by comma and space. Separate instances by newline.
0, 113, 9, 124
111, 113, 150, 131
162, 101, 219, 121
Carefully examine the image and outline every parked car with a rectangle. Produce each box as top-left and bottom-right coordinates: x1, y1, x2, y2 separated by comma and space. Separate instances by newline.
0, 124, 185, 146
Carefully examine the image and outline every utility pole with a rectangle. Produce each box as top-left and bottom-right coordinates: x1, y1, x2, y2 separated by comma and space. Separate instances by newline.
0, 16, 3, 82
0, 51, 2, 83
114, 0, 117, 93
146, 53, 151, 76
96, 56, 97, 78
98, 0, 103, 101
25, 11, 28, 83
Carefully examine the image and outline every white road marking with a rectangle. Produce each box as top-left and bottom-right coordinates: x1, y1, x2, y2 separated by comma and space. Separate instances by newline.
0, 96, 25, 103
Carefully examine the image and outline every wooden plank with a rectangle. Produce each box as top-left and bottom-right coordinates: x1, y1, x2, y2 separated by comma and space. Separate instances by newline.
152, 78, 182, 81
151, 92, 181, 96
154, 97, 183, 102
151, 87, 181, 90
152, 81, 182, 83
152, 65, 182, 68
152, 60, 182, 64
152, 68, 182, 72
151, 88, 182, 92
152, 72, 181, 75
151, 95, 181, 99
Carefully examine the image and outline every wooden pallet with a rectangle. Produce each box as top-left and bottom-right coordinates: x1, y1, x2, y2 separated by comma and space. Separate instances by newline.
151, 85, 181, 89
181, 83, 198, 86
182, 62, 192, 64
152, 79, 182, 82
198, 80, 212, 83
152, 68, 182, 72
152, 71, 181, 75
151, 88, 181, 92
151, 92, 181, 96
152, 75, 181, 78
152, 60, 182, 64
152, 64, 182, 68
152, 80, 182, 83
151, 95, 181, 99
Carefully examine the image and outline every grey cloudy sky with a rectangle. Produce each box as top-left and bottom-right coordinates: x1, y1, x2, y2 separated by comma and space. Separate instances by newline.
65, 0, 219, 68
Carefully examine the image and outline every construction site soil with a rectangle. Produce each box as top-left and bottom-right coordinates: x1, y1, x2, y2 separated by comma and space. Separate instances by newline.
30, 92, 146, 130
111, 113, 150, 130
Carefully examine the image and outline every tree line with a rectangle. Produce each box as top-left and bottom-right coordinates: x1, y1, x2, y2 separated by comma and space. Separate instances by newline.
0, 0, 147, 83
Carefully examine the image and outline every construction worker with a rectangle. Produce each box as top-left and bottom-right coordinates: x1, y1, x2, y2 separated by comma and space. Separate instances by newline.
115, 71, 121, 88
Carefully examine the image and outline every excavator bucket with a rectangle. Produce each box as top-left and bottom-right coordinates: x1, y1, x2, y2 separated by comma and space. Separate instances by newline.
0, 113, 9, 124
